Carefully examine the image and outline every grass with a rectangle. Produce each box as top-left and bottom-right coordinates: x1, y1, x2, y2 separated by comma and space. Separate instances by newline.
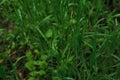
0, 0, 120, 80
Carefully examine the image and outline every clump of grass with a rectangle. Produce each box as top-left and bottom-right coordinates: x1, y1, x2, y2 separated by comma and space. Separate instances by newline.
1, 0, 120, 80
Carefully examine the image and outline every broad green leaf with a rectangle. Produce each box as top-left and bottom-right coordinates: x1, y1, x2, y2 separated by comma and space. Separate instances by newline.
25, 61, 35, 71
26, 50, 33, 61
45, 29, 53, 38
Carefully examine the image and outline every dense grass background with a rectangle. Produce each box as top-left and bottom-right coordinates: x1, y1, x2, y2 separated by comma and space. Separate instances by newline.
1, 0, 120, 80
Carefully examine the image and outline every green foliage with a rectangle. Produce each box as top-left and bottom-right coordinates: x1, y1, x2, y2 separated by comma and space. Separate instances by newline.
1, 0, 120, 80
